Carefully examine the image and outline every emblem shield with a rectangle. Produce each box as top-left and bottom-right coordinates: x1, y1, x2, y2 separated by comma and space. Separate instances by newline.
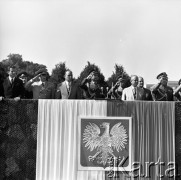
78, 116, 132, 171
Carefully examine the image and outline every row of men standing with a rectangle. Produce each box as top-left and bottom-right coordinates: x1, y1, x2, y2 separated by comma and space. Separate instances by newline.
0, 66, 80, 100
0, 66, 180, 101
108, 72, 175, 101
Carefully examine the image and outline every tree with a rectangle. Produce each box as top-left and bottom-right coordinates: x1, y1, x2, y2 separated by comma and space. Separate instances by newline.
107, 64, 131, 88
1, 54, 47, 77
50, 62, 69, 84
1, 54, 23, 71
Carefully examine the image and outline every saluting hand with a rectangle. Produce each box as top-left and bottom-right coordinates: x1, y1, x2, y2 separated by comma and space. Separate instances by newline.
14, 97, 21, 101
158, 77, 163, 84
87, 73, 93, 80
31, 73, 41, 82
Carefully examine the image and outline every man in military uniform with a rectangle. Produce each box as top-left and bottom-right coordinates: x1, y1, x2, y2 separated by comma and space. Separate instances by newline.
107, 75, 126, 99
150, 72, 173, 101
25, 68, 55, 99
80, 70, 105, 99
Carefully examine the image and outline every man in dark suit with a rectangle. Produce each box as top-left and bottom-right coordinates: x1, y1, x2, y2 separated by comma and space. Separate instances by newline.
138, 76, 152, 101
3, 66, 24, 100
17, 71, 33, 99
150, 72, 173, 101
55, 70, 81, 99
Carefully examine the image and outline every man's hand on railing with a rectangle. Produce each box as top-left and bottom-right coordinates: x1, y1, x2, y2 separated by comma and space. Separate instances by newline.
14, 97, 21, 101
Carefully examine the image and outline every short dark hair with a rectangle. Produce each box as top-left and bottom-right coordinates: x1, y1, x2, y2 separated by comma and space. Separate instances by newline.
7, 65, 16, 71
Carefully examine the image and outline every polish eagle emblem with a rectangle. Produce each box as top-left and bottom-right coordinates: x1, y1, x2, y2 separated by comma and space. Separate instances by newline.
83, 122, 128, 166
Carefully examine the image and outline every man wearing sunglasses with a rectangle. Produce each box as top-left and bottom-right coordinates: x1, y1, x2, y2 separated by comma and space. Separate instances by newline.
25, 68, 55, 99
150, 72, 173, 101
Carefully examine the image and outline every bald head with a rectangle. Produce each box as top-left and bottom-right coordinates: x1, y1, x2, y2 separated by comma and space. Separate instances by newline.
130, 75, 138, 87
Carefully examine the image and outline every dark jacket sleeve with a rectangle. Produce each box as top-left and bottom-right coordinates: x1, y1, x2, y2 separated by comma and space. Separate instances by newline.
16, 79, 25, 98
150, 83, 161, 101
0, 82, 4, 97
76, 85, 82, 99
55, 83, 62, 99
80, 78, 89, 91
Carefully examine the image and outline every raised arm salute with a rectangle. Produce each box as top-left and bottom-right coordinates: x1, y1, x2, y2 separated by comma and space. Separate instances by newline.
150, 72, 173, 101
25, 69, 55, 99
80, 70, 105, 99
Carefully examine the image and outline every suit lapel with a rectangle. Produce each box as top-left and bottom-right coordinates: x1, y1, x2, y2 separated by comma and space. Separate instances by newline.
68, 82, 73, 98
7, 77, 15, 88
136, 87, 143, 100
11, 77, 16, 88
6, 78, 11, 87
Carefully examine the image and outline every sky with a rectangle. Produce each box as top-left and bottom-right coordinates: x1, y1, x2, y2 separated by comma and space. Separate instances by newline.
0, 0, 181, 84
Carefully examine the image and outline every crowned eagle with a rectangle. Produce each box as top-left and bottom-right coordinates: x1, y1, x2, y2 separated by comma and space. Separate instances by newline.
83, 122, 128, 166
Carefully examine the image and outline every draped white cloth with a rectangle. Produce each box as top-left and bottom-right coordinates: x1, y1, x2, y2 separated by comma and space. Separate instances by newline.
36, 100, 107, 180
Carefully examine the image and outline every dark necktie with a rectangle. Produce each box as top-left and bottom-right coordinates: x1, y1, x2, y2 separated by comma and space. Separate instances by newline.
67, 83, 71, 94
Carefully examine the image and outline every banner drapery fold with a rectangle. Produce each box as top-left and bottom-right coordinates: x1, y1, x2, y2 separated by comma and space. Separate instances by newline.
106, 101, 175, 180
36, 100, 107, 180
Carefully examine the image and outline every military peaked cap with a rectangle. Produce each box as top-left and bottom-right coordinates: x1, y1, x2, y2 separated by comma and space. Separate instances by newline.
156, 72, 168, 79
